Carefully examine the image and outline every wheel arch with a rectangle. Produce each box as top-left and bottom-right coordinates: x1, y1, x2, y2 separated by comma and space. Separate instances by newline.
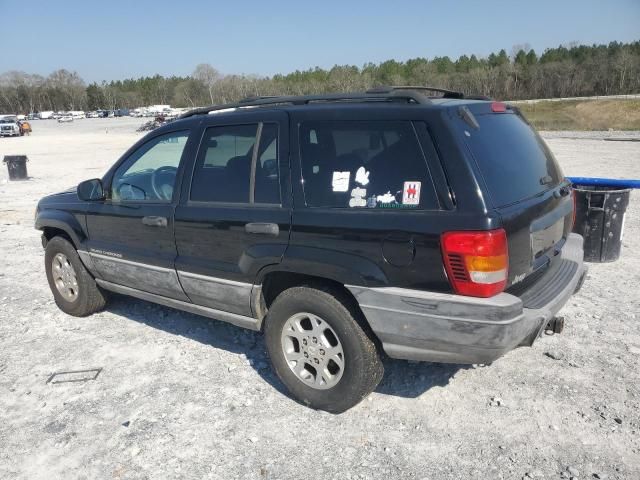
36, 210, 86, 249
257, 269, 380, 348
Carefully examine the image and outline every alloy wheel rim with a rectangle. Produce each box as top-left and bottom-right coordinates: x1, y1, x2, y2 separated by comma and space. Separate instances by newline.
52, 253, 79, 302
280, 312, 345, 390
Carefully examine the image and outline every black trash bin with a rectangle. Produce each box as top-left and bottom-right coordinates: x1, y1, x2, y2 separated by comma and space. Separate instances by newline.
3, 155, 29, 180
572, 184, 631, 262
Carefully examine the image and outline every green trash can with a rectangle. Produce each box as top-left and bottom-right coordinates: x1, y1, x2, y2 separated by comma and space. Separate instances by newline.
572, 185, 631, 262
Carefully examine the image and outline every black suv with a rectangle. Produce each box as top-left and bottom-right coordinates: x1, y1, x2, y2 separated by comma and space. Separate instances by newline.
35, 87, 587, 412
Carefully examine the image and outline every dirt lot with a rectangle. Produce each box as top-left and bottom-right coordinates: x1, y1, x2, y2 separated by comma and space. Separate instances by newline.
1, 118, 639, 480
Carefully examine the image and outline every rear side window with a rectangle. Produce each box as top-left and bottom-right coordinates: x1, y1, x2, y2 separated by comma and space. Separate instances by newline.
191, 124, 257, 203
299, 121, 438, 209
190, 123, 280, 204
462, 113, 563, 207
255, 123, 280, 204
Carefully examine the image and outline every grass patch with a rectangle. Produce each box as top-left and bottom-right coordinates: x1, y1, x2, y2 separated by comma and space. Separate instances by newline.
516, 99, 640, 131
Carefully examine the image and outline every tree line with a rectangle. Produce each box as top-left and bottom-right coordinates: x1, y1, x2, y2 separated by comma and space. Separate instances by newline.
1, 40, 639, 114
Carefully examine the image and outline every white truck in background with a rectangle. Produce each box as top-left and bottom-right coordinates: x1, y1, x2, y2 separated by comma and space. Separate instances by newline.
0, 115, 21, 137
38, 111, 54, 119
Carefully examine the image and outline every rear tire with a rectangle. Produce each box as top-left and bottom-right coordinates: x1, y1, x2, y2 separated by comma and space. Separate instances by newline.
264, 286, 383, 413
45, 236, 107, 316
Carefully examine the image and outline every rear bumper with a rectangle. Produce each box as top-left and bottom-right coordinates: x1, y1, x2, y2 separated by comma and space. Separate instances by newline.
348, 233, 587, 364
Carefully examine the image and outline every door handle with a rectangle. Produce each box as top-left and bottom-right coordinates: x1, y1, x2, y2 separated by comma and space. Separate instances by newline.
142, 216, 168, 227
245, 222, 279, 236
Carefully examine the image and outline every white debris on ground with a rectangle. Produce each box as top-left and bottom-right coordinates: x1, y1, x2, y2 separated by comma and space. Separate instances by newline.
0, 118, 639, 479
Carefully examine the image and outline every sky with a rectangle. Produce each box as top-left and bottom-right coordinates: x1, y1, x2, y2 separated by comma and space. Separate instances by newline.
1, 0, 638, 83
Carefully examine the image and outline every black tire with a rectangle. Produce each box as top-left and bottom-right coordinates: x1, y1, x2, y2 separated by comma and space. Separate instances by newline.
264, 285, 384, 413
45, 236, 107, 316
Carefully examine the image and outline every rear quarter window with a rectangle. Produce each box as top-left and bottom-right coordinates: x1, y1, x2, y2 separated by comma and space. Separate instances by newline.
299, 120, 438, 209
462, 112, 563, 207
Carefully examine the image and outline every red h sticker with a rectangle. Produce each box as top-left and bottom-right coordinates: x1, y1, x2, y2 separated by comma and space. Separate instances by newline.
402, 181, 421, 205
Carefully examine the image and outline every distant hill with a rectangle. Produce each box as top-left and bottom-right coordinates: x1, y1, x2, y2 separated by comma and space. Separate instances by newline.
518, 98, 640, 131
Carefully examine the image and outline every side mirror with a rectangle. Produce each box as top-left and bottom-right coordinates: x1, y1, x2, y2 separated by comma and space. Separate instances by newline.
77, 178, 105, 201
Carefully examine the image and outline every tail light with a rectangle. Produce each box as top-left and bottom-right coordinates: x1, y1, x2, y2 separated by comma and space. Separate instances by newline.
441, 229, 508, 298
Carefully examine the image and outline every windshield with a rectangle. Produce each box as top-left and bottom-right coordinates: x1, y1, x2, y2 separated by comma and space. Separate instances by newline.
462, 112, 563, 207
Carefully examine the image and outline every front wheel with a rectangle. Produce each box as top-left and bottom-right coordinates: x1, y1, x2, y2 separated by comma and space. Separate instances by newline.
45, 236, 107, 316
264, 286, 384, 413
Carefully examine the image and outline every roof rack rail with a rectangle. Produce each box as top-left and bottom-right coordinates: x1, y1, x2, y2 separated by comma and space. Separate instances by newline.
464, 95, 492, 101
238, 95, 280, 103
178, 85, 472, 119
366, 85, 465, 99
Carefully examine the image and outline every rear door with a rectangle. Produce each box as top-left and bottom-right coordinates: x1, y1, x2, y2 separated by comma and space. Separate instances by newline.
452, 104, 572, 287
173, 110, 291, 316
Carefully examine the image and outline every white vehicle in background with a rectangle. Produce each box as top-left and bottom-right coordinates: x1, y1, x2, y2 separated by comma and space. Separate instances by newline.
58, 114, 73, 123
0, 115, 21, 137
38, 111, 54, 119
69, 111, 85, 119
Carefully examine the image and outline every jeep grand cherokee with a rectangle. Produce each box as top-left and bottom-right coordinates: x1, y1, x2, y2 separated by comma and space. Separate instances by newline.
35, 87, 587, 412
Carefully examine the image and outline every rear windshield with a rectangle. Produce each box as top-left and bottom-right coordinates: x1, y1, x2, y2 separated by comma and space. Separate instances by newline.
463, 112, 563, 207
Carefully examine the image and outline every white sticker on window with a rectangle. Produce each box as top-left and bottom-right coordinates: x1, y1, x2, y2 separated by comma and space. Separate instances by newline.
355, 166, 370, 186
349, 187, 367, 207
376, 191, 397, 204
402, 181, 421, 205
332, 171, 350, 192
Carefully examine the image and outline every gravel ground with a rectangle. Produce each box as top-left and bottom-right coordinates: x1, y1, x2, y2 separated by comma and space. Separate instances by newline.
0, 118, 639, 479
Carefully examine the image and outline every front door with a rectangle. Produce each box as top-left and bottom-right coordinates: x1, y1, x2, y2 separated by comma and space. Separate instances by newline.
85, 129, 193, 300
173, 111, 291, 316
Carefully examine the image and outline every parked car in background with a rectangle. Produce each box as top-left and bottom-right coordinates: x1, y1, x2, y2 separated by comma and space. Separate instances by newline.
58, 114, 73, 123
27, 113, 38, 120
115, 108, 130, 117
70, 111, 85, 119
38, 111, 54, 119
0, 115, 21, 137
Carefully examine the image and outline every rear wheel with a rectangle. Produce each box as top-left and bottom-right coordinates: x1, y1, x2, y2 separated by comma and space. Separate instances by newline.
45, 236, 107, 316
264, 286, 383, 413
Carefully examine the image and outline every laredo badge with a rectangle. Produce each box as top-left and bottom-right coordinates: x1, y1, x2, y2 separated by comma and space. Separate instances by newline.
402, 181, 421, 205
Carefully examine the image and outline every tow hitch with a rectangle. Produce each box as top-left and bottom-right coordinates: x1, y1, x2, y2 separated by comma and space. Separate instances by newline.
545, 316, 565, 335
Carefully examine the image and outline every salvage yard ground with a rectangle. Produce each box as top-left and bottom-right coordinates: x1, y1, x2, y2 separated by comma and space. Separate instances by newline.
0, 118, 639, 479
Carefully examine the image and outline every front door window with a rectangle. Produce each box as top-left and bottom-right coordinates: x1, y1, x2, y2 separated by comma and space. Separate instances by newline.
111, 131, 189, 202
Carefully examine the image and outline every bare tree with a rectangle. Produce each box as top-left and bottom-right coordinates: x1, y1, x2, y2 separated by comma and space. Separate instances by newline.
192, 63, 221, 104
